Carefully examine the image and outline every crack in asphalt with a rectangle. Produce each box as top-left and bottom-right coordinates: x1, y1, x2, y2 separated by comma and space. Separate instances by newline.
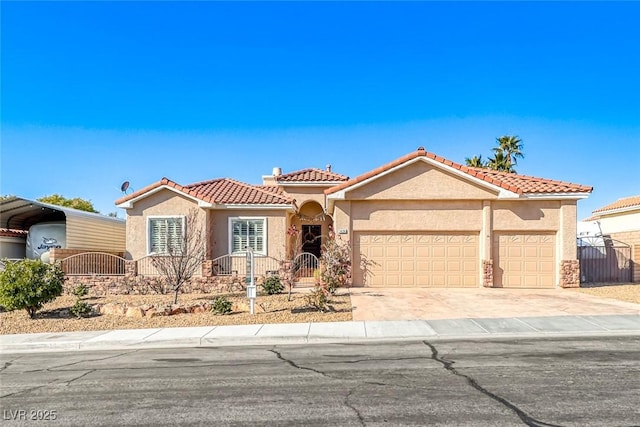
62, 369, 96, 386
423, 341, 562, 427
345, 388, 366, 427
24, 350, 139, 373
0, 356, 21, 372
0, 385, 46, 399
269, 349, 331, 378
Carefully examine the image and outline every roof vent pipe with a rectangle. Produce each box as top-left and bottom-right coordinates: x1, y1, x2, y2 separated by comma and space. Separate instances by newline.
272, 167, 282, 176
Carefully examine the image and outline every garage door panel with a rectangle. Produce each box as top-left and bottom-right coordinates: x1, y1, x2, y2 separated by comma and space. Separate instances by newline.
354, 232, 479, 287
494, 232, 556, 288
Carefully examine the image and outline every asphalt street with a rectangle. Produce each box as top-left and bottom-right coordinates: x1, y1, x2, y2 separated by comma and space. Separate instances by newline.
1, 337, 639, 426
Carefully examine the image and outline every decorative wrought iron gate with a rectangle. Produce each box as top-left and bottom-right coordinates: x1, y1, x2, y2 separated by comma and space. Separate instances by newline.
577, 238, 632, 283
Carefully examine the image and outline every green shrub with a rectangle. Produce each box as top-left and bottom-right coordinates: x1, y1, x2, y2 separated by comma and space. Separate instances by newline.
211, 296, 232, 315
306, 284, 330, 312
262, 275, 284, 295
0, 259, 64, 318
69, 284, 91, 318
69, 300, 92, 318
72, 284, 89, 298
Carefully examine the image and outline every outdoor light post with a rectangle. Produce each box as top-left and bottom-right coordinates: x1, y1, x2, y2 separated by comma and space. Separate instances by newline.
245, 247, 256, 315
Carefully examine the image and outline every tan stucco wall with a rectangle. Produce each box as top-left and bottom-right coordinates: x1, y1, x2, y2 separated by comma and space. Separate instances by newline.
124, 189, 206, 260
277, 185, 329, 210
208, 209, 287, 259
349, 200, 483, 232
346, 161, 499, 200
492, 200, 561, 231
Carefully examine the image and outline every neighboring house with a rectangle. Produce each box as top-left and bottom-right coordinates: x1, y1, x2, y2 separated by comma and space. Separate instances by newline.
116, 147, 592, 289
579, 195, 640, 282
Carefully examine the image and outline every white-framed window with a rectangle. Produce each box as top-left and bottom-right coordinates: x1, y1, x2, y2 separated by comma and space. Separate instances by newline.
147, 216, 185, 255
229, 217, 267, 255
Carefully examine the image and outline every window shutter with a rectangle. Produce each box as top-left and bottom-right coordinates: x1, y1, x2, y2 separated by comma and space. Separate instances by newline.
231, 219, 265, 254
149, 217, 184, 254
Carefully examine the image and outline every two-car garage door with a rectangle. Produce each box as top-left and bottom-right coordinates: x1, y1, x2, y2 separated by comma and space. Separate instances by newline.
354, 232, 479, 287
353, 231, 557, 288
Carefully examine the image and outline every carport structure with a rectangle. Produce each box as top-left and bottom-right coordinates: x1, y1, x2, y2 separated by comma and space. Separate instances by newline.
0, 196, 125, 260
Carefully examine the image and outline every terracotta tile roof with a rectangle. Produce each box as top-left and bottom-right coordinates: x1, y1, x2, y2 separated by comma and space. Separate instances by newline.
467, 168, 593, 194
276, 168, 349, 183
0, 228, 28, 237
325, 147, 593, 196
592, 195, 640, 214
116, 177, 294, 206
184, 179, 294, 205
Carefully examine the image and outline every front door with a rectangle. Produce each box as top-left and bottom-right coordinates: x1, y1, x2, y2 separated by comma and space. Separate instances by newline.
301, 225, 322, 258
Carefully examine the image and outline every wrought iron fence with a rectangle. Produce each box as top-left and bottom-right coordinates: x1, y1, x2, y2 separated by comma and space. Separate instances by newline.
61, 252, 126, 276
211, 254, 280, 276
578, 238, 631, 283
136, 255, 202, 277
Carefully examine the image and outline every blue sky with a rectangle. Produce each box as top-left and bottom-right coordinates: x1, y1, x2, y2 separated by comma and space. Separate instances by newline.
1, 1, 638, 220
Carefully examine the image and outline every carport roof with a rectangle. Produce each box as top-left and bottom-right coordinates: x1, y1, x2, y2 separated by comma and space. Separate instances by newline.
0, 197, 123, 231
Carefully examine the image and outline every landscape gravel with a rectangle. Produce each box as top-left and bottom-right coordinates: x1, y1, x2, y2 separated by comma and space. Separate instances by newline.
572, 284, 640, 304
0, 290, 352, 335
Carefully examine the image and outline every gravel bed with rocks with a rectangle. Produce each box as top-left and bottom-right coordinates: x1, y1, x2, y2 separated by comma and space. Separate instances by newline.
0, 290, 352, 335
572, 283, 640, 304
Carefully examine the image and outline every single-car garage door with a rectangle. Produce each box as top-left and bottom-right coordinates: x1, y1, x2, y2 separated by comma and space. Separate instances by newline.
493, 233, 556, 288
354, 232, 479, 287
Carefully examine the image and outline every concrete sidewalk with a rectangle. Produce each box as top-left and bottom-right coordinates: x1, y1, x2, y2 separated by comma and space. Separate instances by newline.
2, 314, 639, 353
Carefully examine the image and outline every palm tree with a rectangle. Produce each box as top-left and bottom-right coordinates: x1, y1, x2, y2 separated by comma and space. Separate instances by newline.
464, 155, 486, 168
493, 135, 524, 173
487, 150, 509, 172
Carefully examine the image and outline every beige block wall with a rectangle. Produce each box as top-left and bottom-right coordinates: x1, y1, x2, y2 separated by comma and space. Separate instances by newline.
347, 161, 499, 200
124, 190, 206, 260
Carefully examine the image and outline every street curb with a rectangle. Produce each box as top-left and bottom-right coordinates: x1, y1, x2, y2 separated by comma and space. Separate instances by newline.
2, 329, 639, 354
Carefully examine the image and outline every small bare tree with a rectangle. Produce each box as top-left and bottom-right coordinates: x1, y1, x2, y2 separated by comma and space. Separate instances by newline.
281, 224, 303, 301
151, 208, 205, 304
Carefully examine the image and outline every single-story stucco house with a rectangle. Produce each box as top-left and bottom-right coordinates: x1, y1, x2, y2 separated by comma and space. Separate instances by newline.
115, 147, 592, 289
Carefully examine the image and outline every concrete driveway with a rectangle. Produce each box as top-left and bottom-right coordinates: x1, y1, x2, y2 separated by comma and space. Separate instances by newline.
349, 287, 640, 321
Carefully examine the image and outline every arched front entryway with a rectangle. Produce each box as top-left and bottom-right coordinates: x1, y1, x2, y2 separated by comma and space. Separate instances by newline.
288, 200, 333, 259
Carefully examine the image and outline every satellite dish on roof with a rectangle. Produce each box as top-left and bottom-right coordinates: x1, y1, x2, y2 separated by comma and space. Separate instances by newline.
120, 181, 133, 194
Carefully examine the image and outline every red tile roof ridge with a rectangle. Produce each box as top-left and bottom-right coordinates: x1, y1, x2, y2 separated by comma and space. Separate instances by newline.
115, 177, 181, 205
183, 177, 226, 188
470, 168, 593, 192
276, 167, 349, 181
592, 194, 640, 213
0, 228, 28, 236
217, 178, 296, 204
326, 148, 527, 195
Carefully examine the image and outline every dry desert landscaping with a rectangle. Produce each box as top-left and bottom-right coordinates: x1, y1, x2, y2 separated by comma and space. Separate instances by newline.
1, 284, 638, 335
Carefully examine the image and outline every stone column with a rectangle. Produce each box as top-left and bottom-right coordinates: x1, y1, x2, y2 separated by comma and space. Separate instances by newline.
560, 260, 580, 288
202, 260, 214, 277
125, 260, 137, 277
482, 260, 494, 287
